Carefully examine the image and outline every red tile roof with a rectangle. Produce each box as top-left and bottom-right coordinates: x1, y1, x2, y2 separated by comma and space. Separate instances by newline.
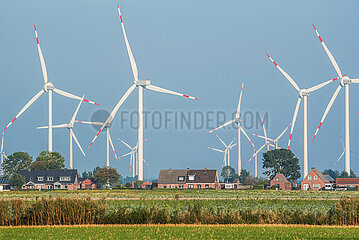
336, 178, 359, 184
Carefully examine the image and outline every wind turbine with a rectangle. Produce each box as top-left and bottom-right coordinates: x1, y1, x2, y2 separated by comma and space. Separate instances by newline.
0, 133, 8, 176
206, 80, 256, 175
2, 25, 99, 152
77, 120, 118, 167
88, 3, 199, 181
312, 25, 359, 176
208, 135, 236, 168
266, 53, 338, 177
117, 137, 148, 178
37, 97, 86, 169
251, 123, 292, 149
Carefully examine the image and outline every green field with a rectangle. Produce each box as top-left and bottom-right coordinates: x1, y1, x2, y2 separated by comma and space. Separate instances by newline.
1, 225, 358, 239
1, 189, 358, 200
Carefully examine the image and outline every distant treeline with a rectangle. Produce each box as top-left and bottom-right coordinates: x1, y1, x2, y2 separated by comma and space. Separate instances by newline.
0, 197, 358, 226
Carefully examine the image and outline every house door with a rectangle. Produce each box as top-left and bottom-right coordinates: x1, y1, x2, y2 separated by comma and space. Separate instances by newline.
303, 184, 309, 190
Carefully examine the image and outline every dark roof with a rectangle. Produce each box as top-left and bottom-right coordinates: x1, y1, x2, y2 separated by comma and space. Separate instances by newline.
0, 179, 9, 184
323, 174, 335, 182
19, 169, 78, 185
336, 178, 359, 184
273, 173, 290, 184
158, 169, 218, 184
312, 169, 331, 183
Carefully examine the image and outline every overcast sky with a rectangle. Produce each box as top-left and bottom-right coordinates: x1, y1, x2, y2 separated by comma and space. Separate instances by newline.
1, 0, 358, 179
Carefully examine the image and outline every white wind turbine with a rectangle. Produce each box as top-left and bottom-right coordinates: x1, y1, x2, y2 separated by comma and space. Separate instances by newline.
266, 52, 338, 178
37, 97, 86, 169
206, 80, 256, 175
2, 25, 99, 152
208, 135, 237, 168
0, 133, 8, 176
312, 25, 359, 176
117, 137, 148, 178
89, 3, 199, 181
78, 120, 118, 167
251, 123, 292, 149
247, 142, 262, 178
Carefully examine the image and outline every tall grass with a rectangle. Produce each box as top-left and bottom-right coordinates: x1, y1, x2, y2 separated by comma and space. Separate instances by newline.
0, 197, 357, 226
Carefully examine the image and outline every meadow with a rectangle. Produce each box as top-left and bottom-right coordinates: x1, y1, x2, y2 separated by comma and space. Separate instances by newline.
1, 225, 358, 239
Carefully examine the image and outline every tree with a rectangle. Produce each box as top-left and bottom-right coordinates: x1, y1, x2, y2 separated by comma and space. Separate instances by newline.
82, 167, 102, 181
8, 173, 25, 190
31, 151, 65, 170
93, 167, 120, 188
238, 169, 250, 184
220, 166, 238, 183
263, 149, 301, 183
322, 169, 340, 180
2, 152, 32, 177
338, 170, 357, 178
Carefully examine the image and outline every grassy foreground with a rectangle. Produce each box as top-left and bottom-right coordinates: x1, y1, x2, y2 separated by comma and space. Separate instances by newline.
1, 225, 358, 239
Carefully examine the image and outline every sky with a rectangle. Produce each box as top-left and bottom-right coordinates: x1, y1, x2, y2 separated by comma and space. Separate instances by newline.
1, 0, 359, 180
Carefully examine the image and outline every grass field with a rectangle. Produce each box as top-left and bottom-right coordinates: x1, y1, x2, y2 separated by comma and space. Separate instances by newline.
1, 189, 358, 200
1, 225, 358, 239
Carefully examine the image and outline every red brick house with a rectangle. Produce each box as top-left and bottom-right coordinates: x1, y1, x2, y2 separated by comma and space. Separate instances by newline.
301, 169, 334, 190
158, 168, 220, 189
270, 173, 291, 190
81, 178, 96, 189
336, 178, 359, 189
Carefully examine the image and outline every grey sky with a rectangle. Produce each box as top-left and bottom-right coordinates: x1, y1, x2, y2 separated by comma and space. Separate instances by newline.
1, 0, 358, 179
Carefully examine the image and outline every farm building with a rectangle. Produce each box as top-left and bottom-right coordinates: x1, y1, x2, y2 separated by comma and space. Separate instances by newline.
269, 173, 291, 190
79, 178, 97, 189
19, 169, 80, 190
336, 178, 359, 189
301, 169, 335, 190
0, 179, 10, 191
158, 168, 220, 189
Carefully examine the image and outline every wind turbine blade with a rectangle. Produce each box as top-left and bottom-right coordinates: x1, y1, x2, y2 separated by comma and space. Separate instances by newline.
34, 25, 48, 84
307, 76, 341, 93
117, 2, 139, 81
146, 84, 199, 100
215, 134, 227, 148
143, 159, 149, 167
117, 137, 132, 150
1, 134, 4, 153
312, 85, 342, 141
3, 154, 8, 160
350, 79, 359, 83
108, 131, 118, 162
89, 84, 136, 147
241, 128, 256, 150
287, 98, 302, 149
335, 151, 345, 164
340, 137, 345, 150
3, 89, 44, 133
313, 25, 342, 78
228, 137, 236, 148
119, 151, 132, 159
248, 144, 266, 163
208, 147, 225, 153
37, 124, 68, 129
76, 121, 104, 126
228, 142, 237, 148
269, 143, 275, 148
205, 119, 235, 135
266, 53, 300, 92
235, 80, 244, 118
72, 130, 86, 157
53, 88, 100, 105
276, 123, 291, 141
70, 96, 84, 125
251, 133, 274, 142
261, 118, 268, 140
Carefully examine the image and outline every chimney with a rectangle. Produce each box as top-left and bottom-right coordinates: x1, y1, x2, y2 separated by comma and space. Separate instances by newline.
169, 168, 172, 173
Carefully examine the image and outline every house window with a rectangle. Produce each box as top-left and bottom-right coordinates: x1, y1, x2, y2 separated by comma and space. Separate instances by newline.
64, 185, 68, 189
37, 176, 44, 181
313, 184, 321, 188
29, 177, 33, 181
178, 176, 185, 181
59, 176, 71, 181
314, 176, 318, 180
308, 176, 312, 181
188, 175, 195, 181
47, 176, 54, 181
171, 185, 175, 188
179, 185, 184, 189
197, 185, 201, 189
276, 177, 279, 182
188, 184, 194, 189
205, 185, 209, 189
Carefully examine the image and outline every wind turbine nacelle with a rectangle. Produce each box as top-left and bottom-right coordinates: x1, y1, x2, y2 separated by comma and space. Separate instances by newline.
299, 89, 310, 98
341, 75, 351, 86
135, 79, 150, 86
43, 82, 54, 92
234, 118, 241, 124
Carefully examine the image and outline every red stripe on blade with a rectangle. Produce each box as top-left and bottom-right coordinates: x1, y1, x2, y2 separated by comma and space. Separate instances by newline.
96, 129, 102, 137
11, 117, 17, 123
273, 61, 278, 67
83, 99, 90, 103
289, 133, 292, 140
319, 36, 323, 42
2, 127, 7, 133
312, 24, 316, 31
120, 16, 123, 23
318, 122, 322, 129
183, 95, 190, 98
36, 38, 39, 44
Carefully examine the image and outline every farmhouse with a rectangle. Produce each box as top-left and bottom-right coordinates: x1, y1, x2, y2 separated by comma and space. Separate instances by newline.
79, 178, 97, 189
336, 178, 359, 189
19, 169, 80, 190
269, 173, 291, 190
0, 179, 10, 191
158, 168, 220, 189
301, 169, 335, 190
